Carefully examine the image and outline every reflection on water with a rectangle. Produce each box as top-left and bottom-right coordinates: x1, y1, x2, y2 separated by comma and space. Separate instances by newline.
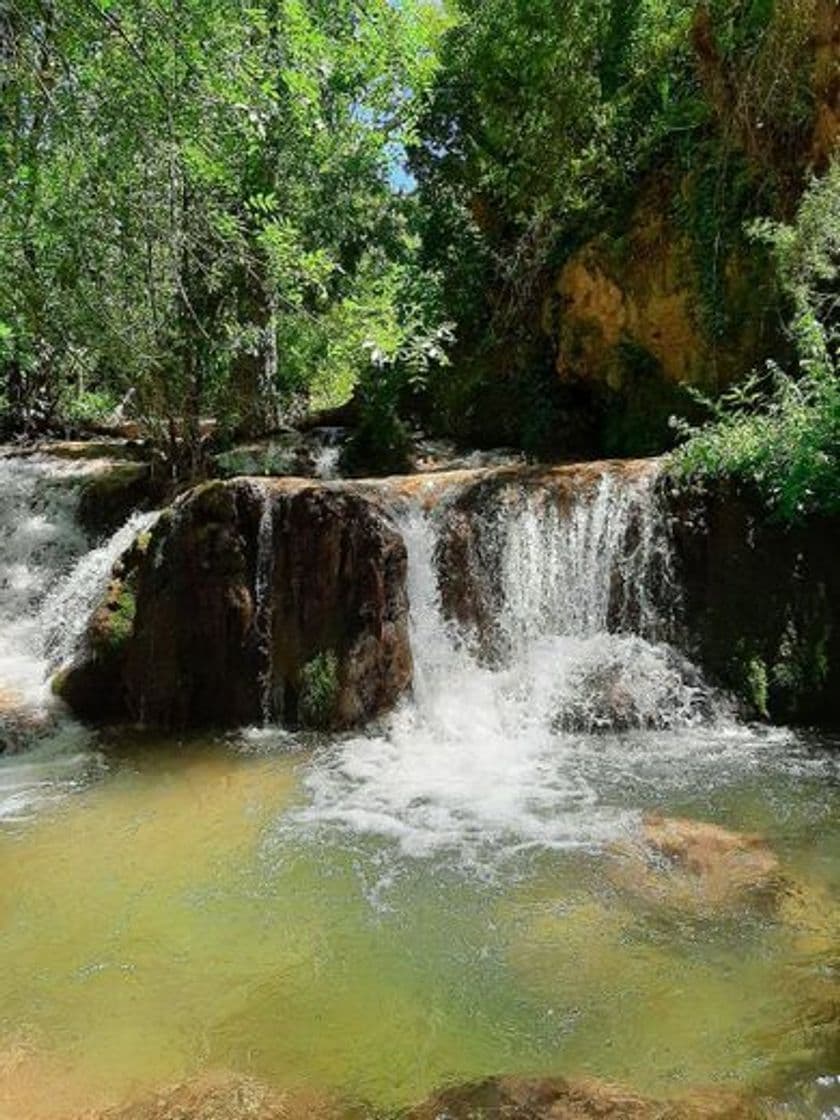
0, 735, 838, 1119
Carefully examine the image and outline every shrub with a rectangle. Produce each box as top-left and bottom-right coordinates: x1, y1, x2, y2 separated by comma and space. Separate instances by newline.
670, 161, 840, 521
299, 651, 340, 729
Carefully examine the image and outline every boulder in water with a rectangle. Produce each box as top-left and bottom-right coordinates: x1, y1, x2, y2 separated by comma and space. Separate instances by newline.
76, 1071, 351, 1120
262, 481, 412, 728
610, 815, 784, 913
0, 687, 57, 755
409, 1075, 771, 1119
57, 479, 412, 731
77, 462, 159, 540
551, 639, 716, 733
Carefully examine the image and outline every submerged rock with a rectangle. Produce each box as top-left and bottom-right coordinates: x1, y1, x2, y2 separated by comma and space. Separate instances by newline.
57, 478, 411, 731
610, 815, 783, 914
79, 1072, 351, 1120
0, 687, 57, 755
409, 1075, 772, 1119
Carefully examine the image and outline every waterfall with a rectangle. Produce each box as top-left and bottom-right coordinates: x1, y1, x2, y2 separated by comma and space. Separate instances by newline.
0, 454, 95, 708
0, 452, 152, 818
496, 469, 675, 643
39, 509, 159, 669
297, 464, 732, 866
308, 427, 345, 480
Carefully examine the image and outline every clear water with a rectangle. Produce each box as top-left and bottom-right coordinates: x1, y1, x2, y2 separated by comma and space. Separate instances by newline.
0, 457, 838, 1119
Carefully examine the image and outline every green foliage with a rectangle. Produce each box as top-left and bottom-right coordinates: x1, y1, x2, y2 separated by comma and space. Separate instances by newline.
730, 645, 769, 720
0, 0, 827, 465
410, 0, 821, 450
0, 0, 450, 466
299, 650, 339, 729
672, 162, 840, 522
60, 389, 119, 427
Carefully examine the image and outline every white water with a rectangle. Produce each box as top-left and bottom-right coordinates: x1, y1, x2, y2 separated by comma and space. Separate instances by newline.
497, 471, 676, 642
308, 426, 345, 480
295, 469, 760, 866
0, 455, 91, 707
0, 452, 154, 819
40, 509, 158, 669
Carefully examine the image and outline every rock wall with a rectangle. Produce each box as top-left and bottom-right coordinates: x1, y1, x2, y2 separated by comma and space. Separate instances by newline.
262, 481, 412, 729
545, 0, 839, 459
57, 479, 412, 731
550, 188, 775, 457
664, 478, 840, 726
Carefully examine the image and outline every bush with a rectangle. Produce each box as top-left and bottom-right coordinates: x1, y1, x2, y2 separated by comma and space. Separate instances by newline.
671, 161, 840, 522
299, 651, 340, 729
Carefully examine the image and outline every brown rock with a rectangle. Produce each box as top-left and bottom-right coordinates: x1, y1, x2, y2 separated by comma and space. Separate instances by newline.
77, 1071, 350, 1120
0, 687, 56, 755
812, 0, 840, 166
264, 480, 412, 729
662, 476, 840, 725
610, 815, 783, 914
409, 1076, 771, 1120
58, 478, 412, 732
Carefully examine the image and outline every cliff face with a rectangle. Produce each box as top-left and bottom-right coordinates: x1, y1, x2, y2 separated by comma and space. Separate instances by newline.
541, 0, 839, 459
551, 191, 774, 456
666, 478, 840, 726
809, 0, 839, 168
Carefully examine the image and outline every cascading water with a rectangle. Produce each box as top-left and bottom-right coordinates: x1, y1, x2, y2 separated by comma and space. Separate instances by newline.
0, 451, 155, 819
0, 454, 91, 708
297, 464, 743, 867
496, 468, 675, 642
39, 508, 158, 669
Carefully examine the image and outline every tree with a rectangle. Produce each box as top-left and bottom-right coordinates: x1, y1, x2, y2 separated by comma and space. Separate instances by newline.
0, 0, 448, 474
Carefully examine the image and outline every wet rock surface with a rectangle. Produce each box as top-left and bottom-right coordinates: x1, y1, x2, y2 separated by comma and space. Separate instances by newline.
0, 687, 56, 755
77, 462, 159, 540
57, 478, 412, 731
663, 476, 840, 725
263, 481, 412, 729
408, 1076, 773, 1120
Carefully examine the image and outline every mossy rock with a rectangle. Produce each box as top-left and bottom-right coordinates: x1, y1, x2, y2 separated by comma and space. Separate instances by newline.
78, 463, 155, 539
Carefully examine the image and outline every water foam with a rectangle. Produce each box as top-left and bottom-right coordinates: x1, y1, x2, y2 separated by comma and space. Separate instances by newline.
293, 468, 745, 866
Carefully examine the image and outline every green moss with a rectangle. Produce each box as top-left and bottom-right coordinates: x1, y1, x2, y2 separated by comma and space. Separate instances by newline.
50, 667, 69, 698
299, 651, 339, 729
771, 611, 831, 717
109, 588, 137, 648
729, 643, 769, 720
92, 585, 137, 655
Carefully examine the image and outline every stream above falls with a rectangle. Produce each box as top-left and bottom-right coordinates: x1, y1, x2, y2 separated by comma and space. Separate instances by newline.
0, 449, 838, 1119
